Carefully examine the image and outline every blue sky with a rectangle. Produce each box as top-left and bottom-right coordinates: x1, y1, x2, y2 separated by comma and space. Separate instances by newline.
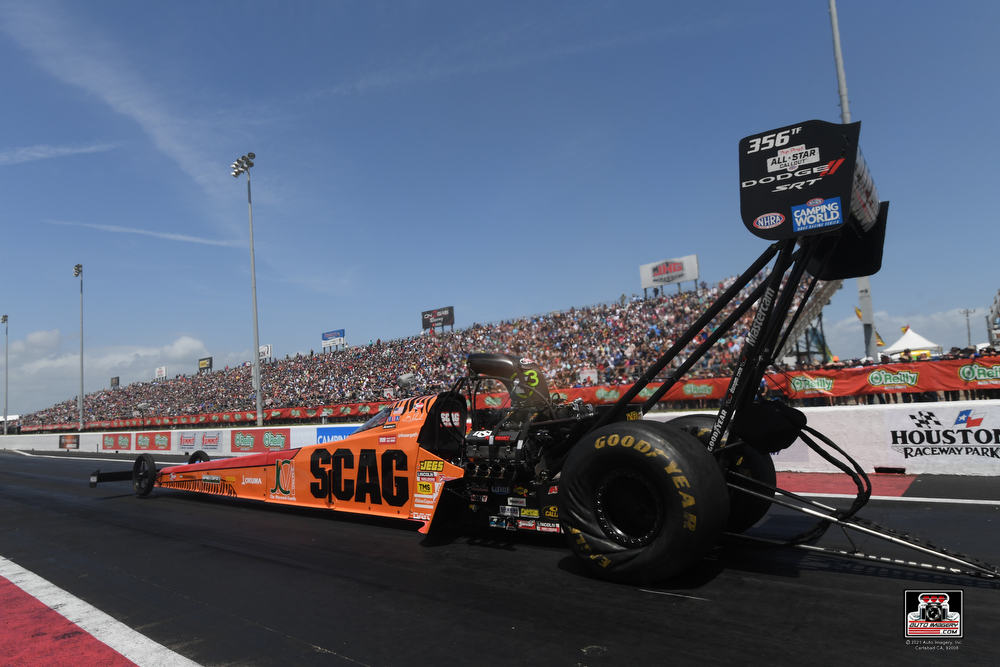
1, 1, 997, 415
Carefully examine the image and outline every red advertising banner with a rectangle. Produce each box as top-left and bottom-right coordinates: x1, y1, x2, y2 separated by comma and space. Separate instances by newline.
21, 358, 1000, 433
230, 428, 291, 453
102, 433, 132, 450
136, 431, 171, 451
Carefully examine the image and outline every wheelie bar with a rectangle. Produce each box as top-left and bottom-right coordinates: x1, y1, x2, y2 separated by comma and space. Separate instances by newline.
726, 473, 1000, 580
89, 469, 132, 487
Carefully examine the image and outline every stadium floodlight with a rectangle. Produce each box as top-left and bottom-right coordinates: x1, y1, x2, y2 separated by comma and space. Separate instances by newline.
231, 152, 263, 426
73, 264, 84, 431
2, 314, 7, 435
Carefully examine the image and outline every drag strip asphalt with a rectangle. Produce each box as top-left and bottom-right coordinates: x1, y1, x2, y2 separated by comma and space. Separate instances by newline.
1, 450, 997, 666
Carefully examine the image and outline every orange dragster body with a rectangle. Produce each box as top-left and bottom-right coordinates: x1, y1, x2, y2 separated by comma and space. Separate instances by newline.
154, 393, 467, 533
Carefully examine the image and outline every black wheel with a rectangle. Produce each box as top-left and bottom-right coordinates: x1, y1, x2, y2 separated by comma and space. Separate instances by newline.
560, 421, 729, 583
188, 450, 211, 464
668, 414, 776, 533
132, 454, 157, 497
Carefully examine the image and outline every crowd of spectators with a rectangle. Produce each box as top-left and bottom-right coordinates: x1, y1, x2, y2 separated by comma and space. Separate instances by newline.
23, 273, 774, 426
20, 272, 997, 427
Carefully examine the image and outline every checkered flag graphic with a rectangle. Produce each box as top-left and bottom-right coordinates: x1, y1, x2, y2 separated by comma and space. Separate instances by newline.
909, 411, 942, 428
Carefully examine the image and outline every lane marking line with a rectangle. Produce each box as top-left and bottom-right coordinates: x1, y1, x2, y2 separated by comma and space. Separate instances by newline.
799, 493, 1000, 506
6, 450, 186, 464
0, 556, 201, 667
639, 589, 711, 601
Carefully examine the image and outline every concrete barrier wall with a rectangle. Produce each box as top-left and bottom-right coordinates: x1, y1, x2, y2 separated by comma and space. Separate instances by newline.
0, 424, 364, 457
5, 400, 1000, 475
650, 399, 1000, 476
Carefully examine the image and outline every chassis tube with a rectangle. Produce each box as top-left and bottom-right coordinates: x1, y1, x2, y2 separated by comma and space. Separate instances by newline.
588, 242, 779, 434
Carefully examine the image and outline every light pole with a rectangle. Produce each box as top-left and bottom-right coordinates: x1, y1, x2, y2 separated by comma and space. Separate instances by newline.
74, 264, 84, 431
2, 314, 7, 435
231, 153, 263, 426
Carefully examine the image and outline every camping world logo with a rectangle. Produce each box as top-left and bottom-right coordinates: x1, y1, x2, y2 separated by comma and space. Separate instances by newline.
270, 459, 295, 499
905, 591, 962, 637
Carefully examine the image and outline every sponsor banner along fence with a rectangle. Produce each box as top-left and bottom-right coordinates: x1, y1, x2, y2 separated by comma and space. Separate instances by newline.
20, 358, 1000, 432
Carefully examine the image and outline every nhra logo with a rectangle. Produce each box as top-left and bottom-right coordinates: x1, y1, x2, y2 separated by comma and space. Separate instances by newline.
752, 213, 784, 230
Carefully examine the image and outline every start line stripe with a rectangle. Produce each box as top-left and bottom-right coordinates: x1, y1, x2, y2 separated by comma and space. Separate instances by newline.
798, 493, 1000, 506
0, 556, 200, 667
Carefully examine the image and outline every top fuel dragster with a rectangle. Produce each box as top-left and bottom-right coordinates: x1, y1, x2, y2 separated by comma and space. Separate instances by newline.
92, 120, 1000, 583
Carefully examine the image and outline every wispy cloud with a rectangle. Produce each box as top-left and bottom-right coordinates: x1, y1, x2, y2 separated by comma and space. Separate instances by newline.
46, 219, 242, 248
0, 1, 238, 227
0, 142, 117, 166
306, 20, 691, 100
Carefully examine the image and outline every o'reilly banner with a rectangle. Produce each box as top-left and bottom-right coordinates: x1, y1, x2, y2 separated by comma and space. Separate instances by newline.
639, 255, 699, 289
422, 306, 454, 330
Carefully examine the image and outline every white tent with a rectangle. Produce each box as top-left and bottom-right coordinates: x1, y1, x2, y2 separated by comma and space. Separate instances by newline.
882, 329, 943, 358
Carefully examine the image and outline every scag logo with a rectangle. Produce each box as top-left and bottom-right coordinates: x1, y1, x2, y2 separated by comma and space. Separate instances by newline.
309, 448, 409, 507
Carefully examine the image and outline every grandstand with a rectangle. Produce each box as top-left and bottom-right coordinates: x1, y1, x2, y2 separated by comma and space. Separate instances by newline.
21, 272, 998, 431
22, 272, 770, 428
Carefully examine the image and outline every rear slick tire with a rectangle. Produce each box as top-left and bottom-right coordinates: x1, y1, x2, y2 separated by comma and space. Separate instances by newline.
560, 421, 729, 583
668, 414, 777, 534
132, 454, 156, 497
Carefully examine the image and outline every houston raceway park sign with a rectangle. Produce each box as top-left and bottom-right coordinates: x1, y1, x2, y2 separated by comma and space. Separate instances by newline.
885, 406, 1000, 461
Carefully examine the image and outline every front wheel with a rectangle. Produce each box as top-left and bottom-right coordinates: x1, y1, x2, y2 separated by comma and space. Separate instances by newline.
132, 454, 157, 497
560, 421, 729, 583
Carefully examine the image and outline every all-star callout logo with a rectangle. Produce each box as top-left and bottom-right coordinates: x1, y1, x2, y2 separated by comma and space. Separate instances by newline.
789, 375, 834, 394
958, 362, 1000, 386
905, 591, 962, 637
889, 410, 1000, 459
868, 368, 919, 389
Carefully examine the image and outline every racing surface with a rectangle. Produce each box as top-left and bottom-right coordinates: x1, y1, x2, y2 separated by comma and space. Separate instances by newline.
2, 450, 998, 666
